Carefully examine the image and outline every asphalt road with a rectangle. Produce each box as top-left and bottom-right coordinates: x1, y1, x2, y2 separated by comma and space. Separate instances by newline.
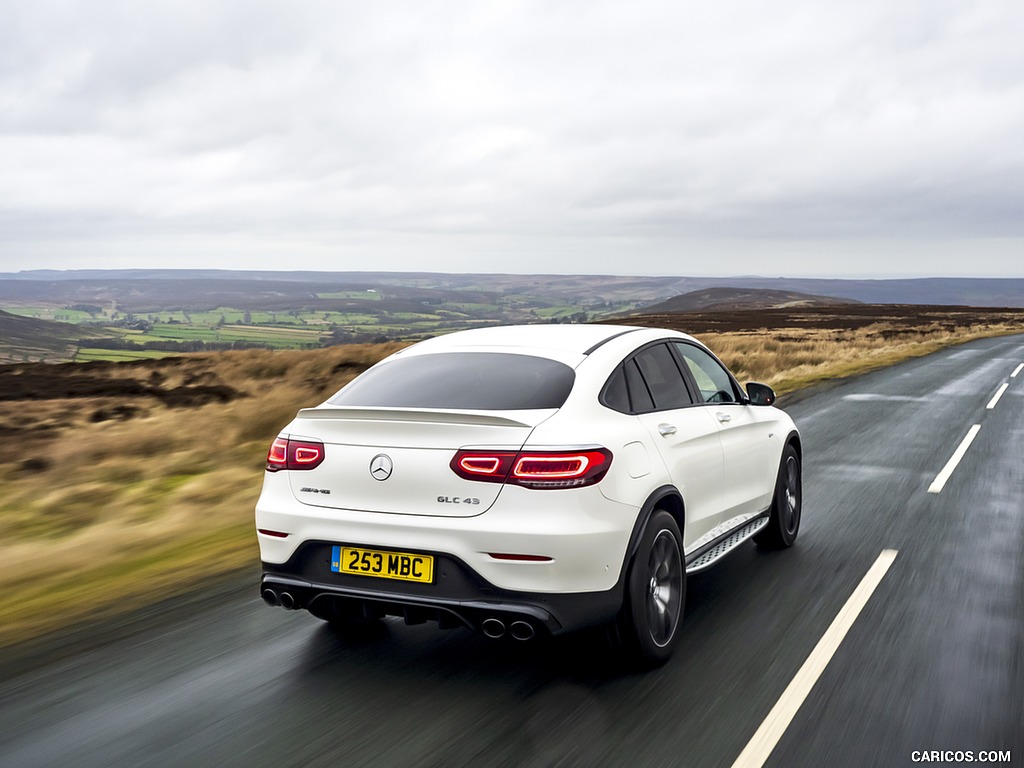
2, 334, 1022, 768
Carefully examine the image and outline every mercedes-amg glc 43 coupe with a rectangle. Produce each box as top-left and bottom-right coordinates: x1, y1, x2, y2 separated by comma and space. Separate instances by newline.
256, 324, 801, 665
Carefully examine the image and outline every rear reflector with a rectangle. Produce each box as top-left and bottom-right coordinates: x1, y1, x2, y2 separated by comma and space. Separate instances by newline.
266, 437, 326, 472
451, 447, 612, 489
258, 529, 290, 538
488, 553, 553, 562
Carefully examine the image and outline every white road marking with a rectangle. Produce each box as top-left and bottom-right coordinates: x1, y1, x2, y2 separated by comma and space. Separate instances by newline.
1012, 363, 1023, 378
927, 424, 982, 494
986, 383, 1009, 410
730, 550, 899, 768
843, 394, 929, 403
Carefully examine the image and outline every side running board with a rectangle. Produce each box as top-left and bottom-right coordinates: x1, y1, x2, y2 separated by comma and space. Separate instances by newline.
685, 517, 769, 574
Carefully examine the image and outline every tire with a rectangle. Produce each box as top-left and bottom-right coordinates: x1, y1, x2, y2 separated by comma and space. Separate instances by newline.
755, 444, 801, 549
611, 509, 685, 667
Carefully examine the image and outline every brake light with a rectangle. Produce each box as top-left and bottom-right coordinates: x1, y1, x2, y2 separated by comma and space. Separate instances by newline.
452, 451, 518, 482
266, 437, 325, 472
514, 454, 593, 479
451, 448, 612, 489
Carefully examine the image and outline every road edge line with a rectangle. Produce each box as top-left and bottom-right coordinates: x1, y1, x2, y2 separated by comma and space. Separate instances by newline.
730, 549, 899, 768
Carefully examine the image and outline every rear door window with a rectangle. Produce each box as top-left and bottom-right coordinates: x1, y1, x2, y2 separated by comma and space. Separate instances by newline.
632, 344, 693, 411
601, 344, 699, 414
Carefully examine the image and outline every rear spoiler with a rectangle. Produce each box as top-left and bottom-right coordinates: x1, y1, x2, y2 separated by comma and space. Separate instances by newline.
295, 406, 545, 429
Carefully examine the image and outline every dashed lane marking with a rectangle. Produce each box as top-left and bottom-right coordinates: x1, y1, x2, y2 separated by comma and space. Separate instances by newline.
1012, 363, 1023, 378
986, 383, 1009, 411
927, 424, 982, 494
730, 550, 899, 768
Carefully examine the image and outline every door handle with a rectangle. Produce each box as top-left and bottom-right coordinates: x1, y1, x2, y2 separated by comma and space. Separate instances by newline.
716, 412, 732, 423
658, 423, 677, 436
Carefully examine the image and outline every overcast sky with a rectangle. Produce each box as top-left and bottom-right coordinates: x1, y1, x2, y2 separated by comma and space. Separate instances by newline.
1, 0, 1022, 277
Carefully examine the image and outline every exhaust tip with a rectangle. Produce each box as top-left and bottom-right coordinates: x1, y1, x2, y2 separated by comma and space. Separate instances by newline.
509, 621, 535, 641
481, 618, 505, 639
262, 589, 280, 607
279, 592, 297, 610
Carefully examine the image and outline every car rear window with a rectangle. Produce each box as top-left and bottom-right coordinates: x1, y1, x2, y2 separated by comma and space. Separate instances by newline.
328, 352, 576, 410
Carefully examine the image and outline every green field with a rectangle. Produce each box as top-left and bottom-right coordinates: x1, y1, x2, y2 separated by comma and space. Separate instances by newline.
1, 284, 602, 364
316, 290, 382, 300
534, 305, 582, 318
75, 348, 176, 362
130, 323, 324, 347
2, 306, 100, 324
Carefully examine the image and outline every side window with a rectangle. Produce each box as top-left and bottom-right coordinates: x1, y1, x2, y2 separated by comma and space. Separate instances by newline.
674, 343, 738, 404
633, 344, 693, 410
601, 365, 630, 412
599, 358, 661, 414
624, 359, 654, 412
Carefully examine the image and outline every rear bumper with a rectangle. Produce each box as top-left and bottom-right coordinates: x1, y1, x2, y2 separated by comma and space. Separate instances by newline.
256, 473, 639, 594
260, 541, 623, 635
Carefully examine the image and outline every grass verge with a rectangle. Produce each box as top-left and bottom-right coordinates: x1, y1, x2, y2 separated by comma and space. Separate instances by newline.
0, 524, 254, 649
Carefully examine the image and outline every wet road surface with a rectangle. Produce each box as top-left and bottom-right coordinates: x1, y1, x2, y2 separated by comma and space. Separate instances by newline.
2, 334, 1022, 767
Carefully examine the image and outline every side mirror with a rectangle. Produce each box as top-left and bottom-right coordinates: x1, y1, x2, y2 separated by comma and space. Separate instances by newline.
746, 382, 776, 406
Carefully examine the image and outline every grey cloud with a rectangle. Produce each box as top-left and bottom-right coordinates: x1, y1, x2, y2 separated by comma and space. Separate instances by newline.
0, 0, 1022, 275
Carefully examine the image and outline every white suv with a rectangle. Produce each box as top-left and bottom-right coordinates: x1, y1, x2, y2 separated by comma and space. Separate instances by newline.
256, 324, 801, 665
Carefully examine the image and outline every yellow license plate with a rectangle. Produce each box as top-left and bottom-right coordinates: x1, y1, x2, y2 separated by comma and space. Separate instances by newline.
331, 546, 434, 584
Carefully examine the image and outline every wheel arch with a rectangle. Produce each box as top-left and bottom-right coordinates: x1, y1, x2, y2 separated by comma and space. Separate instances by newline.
785, 429, 802, 459
618, 485, 684, 583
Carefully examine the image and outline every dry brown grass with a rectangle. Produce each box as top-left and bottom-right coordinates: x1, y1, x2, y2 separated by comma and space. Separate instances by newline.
0, 313, 1021, 649
0, 343, 405, 648
703, 319, 1024, 393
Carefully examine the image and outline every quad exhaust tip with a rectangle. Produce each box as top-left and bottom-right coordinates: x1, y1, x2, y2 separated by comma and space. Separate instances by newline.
261, 588, 299, 610
509, 621, 535, 641
482, 618, 535, 640
481, 618, 505, 638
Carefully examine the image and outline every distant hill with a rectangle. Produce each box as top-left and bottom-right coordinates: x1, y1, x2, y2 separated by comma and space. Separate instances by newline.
2, 271, 1023, 365
638, 287, 858, 313
0, 310, 107, 363
2, 270, 1022, 307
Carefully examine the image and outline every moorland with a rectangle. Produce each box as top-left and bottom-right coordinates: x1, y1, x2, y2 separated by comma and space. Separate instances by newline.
2, 300, 1023, 650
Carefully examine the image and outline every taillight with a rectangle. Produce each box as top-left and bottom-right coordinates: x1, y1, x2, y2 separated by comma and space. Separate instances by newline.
451, 448, 612, 489
451, 451, 518, 483
266, 437, 325, 472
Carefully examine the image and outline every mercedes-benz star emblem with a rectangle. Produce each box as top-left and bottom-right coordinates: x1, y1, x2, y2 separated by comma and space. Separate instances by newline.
369, 454, 393, 481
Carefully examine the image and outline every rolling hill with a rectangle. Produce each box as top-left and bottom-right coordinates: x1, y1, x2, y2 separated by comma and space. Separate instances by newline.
0, 310, 109, 363
636, 287, 858, 313
3, 270, 1023, 307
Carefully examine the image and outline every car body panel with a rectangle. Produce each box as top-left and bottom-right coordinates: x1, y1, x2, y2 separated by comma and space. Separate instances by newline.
255, 323, 800, 637
282, 406, 553, 517
257, 471, 637, 593
712, 402, 786, 517
634, 407, 726, 549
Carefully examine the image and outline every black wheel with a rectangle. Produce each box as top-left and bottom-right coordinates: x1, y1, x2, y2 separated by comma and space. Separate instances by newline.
611, 510, 685, 667
755, 444, 801, 549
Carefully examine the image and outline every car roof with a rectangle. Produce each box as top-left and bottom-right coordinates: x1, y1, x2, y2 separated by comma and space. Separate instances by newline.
406, 324, 646, 357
